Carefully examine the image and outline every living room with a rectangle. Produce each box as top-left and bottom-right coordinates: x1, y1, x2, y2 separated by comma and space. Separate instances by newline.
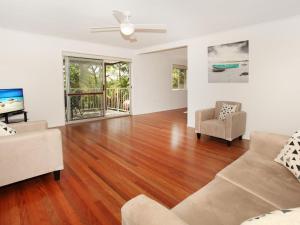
1, 1, 300, 225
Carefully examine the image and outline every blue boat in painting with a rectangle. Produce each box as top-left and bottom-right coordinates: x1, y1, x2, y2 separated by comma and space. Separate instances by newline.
211, 61, 246, 72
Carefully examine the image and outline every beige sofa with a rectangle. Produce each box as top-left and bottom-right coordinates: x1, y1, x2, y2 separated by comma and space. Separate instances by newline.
0, 121, 64, 187
195, 101, 247, 146
122, 131, 300, 225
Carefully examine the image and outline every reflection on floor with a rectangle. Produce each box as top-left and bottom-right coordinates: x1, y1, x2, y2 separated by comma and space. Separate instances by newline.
105, 109, 130, 117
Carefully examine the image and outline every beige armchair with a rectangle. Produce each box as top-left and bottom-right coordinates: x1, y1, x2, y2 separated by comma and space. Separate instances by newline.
0, 121, 64, 187
195, 101, 246, 146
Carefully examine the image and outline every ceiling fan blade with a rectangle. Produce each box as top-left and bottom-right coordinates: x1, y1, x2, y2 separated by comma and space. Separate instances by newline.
113, 10, 127, 23
89, 26, 120, 33
135, 24, 167, 32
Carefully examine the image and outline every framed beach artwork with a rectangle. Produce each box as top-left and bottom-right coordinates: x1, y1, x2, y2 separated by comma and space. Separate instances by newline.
208, 40, 249, 83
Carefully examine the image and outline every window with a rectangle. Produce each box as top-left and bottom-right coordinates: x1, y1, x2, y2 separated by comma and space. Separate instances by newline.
172, 65, 187, 90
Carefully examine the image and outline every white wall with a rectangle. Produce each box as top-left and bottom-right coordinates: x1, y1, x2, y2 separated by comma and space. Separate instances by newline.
132, 49, 187, 115
187, 16, 300, 138
2, 14, 300, 137
0, 28, 133, 127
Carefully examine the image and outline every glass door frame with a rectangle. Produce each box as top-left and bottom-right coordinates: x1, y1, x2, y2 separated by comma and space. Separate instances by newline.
64, 56, 105, 122
103, 61, 132, 117
63, 53, 132, 123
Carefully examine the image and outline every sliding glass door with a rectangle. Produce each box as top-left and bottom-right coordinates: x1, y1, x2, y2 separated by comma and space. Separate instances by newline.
104, 62, 131, 117
64, 57, 105, 121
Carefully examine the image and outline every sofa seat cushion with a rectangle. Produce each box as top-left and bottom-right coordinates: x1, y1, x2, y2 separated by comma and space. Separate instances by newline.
171, 177, 275, 225
200, 119, 225, 139
217, 151, 300, 209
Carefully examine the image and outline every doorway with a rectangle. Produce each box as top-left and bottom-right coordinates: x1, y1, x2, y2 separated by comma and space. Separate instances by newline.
64, 56, 131, 122
104, 61, 131, 117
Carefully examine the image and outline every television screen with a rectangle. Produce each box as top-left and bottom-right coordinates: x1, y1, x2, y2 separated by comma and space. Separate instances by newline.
0, 89, 24, 114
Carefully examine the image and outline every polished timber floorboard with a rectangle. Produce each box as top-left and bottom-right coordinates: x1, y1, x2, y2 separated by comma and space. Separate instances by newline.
0, 109, 248, 225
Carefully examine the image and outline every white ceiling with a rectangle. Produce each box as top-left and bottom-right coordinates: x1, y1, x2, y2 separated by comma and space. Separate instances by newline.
0, 0, 300, 49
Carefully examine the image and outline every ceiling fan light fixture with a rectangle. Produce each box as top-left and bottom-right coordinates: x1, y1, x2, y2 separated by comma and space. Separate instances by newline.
120, 23, 135, 36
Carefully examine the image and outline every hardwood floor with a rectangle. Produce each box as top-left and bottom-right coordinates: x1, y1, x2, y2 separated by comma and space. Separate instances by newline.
0, 109, 248, 225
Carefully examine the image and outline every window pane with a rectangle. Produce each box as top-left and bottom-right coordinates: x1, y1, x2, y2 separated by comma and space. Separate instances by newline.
179, 70, 185, 89
69, 59, 103, 94
172, 68, 180, 89
172, 66, 186, 90
64, 57, 105, 122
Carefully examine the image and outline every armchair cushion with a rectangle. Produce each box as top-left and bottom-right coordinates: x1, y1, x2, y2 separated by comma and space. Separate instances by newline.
0, 121, 16, 136
200, 119, 225, 139
218, 103, 237, 120
215, 101, 241, 119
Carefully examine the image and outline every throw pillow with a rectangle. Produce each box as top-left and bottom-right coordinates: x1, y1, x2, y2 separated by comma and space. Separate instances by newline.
218, 103, 237, 120
241, 208, 300, 225
0, 121, 16, 136
275, 130, 300, 182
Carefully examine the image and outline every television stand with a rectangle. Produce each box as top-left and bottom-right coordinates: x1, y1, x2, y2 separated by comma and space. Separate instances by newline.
3, 111, 28, 124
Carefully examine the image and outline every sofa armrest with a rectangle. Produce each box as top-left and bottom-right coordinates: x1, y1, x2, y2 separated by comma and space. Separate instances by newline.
225, 111, 247, 141
9, 120, 48, 133
249, 131, 289, 159
0, 129, 63, 186
195, 108, 215, 133
121, 195, 188, 225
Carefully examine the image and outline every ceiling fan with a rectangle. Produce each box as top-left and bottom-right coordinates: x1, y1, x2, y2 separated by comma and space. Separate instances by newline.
90, 10, 167, 39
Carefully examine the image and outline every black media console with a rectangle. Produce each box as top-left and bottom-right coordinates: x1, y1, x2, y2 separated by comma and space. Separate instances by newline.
1, 110, 28, 124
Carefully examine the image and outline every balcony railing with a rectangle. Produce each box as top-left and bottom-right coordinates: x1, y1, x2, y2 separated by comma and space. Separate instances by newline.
65, 87, 130, 121
66, 93, 104, 121
106, 88, 130, 112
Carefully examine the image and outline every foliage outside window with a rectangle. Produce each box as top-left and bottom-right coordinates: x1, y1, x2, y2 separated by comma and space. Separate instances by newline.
63, 59, 130, 93
68, 61, 103, 94
105, 62, 130, 89
172, 65, 187, 90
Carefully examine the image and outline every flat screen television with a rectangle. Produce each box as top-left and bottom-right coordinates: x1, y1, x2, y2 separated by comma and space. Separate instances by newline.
0, 89, 24, 114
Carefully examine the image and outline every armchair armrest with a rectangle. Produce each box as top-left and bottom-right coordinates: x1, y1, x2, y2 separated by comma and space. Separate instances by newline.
9, 120, 48, 133
225, 111, 247, 141
121, 195, 188, 225
0, 129, 63, 186
249, 131, 289, 159
195, 108, 215, 133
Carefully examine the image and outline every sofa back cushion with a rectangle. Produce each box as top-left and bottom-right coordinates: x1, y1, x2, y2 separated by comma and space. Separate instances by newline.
249, 131, 289, 160
172, 177, 276, 225
217, 151, 300, 209
215, 101, 241, 119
